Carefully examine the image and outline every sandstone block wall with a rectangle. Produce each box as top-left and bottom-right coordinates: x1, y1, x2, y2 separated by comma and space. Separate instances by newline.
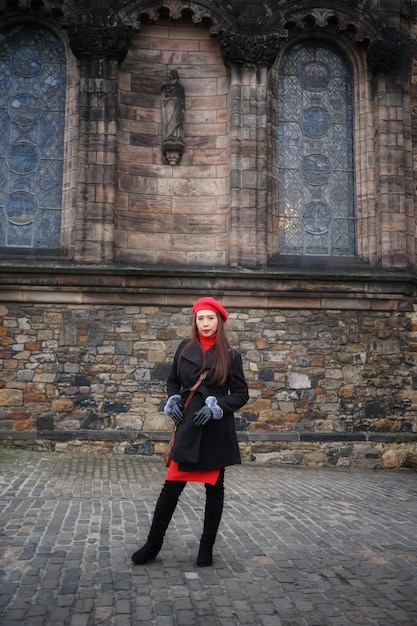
115, 22, 230, 265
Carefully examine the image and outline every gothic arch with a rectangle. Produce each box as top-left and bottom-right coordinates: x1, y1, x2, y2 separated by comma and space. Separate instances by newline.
264, 3, 405, 75
274, 40, 355, 258
265, 4, 412, 269
0, 21, 72, 250
264, 4, 381, 43
0, 1, 65, 19
104, 0, 236, 36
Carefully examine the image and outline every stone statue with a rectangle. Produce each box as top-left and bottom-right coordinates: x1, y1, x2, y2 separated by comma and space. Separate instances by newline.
161, 70, 185, 164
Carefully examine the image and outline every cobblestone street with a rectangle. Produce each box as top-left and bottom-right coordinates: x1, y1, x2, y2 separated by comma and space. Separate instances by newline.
0, 448, 416, 625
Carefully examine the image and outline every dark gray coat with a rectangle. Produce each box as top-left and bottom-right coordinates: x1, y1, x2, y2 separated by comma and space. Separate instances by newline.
167, 340, 249, 471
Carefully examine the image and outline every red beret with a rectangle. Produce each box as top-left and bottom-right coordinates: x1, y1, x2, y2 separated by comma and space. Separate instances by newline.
192, 297, 228, 322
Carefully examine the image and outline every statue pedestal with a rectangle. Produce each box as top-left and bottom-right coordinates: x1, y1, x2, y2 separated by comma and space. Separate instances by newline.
162, 141, 184, 165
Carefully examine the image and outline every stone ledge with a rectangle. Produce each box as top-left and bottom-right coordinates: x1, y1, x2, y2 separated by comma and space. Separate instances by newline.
298, 432, 417, 443
0, 430, 37, 440
246, 432, 368, 442
1, 429, 416, 444
36, 430, 160, 441
0, 261, 416, 312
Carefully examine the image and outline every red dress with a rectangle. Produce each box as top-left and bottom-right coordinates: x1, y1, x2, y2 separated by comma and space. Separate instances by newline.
165, 333, 221, 485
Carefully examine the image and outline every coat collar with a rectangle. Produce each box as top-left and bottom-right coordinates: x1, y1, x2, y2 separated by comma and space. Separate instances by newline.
183, 342, 215, 367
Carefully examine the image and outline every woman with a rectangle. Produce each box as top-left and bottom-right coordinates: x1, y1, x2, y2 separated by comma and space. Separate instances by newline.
131, 296, 249, 567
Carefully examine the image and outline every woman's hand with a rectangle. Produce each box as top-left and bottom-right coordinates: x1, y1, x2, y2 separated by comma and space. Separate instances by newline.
164, 394, 183, 423
193, 406, 213, 426
170, 403, 184, 424
194, 396, 224, 425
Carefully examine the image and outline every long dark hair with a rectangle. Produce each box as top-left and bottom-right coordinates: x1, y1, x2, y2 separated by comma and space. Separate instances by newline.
179, 313, 233, 385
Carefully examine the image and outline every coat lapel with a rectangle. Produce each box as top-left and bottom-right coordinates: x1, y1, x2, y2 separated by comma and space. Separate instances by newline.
183, 343, 215, 370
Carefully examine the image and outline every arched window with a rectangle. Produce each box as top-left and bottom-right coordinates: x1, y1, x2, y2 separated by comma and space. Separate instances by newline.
277, 43, 354, 256
0, 25, 66, 249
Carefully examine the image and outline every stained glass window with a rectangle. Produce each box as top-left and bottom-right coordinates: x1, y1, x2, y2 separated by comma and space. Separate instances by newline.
278, 43, 355, 256
0, 25, 66, 249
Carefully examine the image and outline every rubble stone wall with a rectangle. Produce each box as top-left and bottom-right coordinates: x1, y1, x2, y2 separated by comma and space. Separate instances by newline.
1, 302, 416, 469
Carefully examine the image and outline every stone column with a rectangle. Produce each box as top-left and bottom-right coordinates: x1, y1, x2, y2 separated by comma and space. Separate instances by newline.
221, 33, 284, 266
68, 21, 130, 262
367, 29, 414, 269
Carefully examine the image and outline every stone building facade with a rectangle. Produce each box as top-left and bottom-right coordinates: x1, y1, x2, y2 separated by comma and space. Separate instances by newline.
1, 0, 417, 469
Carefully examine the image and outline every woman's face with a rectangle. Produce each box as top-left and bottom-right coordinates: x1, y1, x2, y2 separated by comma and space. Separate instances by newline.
195, 310, 218, 337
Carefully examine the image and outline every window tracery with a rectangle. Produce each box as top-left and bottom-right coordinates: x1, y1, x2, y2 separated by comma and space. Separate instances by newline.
0, 25, 66, 248
278, 43, 355, 256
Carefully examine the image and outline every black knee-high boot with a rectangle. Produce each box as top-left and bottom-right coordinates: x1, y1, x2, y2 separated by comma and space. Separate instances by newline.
197, 469, 225, 567
131, 480, 186, 565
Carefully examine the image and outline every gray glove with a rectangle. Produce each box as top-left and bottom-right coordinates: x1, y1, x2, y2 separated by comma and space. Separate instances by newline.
193, 406, 213, 426
193, 396, 224, 426
170, 403, 184, 424
164, 394, 183, 424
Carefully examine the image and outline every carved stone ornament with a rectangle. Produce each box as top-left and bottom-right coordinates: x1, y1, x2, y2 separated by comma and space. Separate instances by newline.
400, 0, 417, 20
367, 36, 402, 73
220, 32, 287, 68
68, 23, 130, 62
0, 0, 64, 14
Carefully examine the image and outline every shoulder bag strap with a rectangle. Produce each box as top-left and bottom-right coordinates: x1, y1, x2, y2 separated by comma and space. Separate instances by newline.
181, 369, 209, 413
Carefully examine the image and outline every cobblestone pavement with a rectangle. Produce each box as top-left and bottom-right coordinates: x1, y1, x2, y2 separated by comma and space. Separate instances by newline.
0, 449, 416, 626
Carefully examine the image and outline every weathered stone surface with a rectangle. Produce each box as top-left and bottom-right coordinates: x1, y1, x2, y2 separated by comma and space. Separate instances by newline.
7, 411, 31, 421
0, 389, 23, 407
51, 399, 74, 412
286, 372, 311, 389
14, 419, 35, 431
254, 451, 305, 465
382, 449, 408, 469
404, 453, 417, 468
